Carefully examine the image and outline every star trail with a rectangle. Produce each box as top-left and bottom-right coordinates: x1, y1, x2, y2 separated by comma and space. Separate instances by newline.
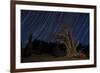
21, 10, 89, 48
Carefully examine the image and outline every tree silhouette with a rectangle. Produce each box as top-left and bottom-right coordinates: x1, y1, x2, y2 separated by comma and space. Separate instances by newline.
24, 33, 33, 57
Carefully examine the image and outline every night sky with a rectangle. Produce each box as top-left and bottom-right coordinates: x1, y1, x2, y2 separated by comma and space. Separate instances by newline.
21, 10, 89, 48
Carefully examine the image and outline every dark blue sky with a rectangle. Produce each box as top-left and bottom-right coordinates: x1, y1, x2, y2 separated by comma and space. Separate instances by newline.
21, 10, 89, 48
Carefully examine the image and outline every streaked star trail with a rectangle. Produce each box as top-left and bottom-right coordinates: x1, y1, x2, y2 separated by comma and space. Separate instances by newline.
21, 10, 89, 48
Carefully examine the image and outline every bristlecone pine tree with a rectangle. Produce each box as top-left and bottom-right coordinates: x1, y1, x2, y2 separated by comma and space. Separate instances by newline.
53, 24, 79, 58
63, 30, 79, 57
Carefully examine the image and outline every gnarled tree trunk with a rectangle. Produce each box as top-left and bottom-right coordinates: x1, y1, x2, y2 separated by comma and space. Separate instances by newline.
64, 31, 79, 57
